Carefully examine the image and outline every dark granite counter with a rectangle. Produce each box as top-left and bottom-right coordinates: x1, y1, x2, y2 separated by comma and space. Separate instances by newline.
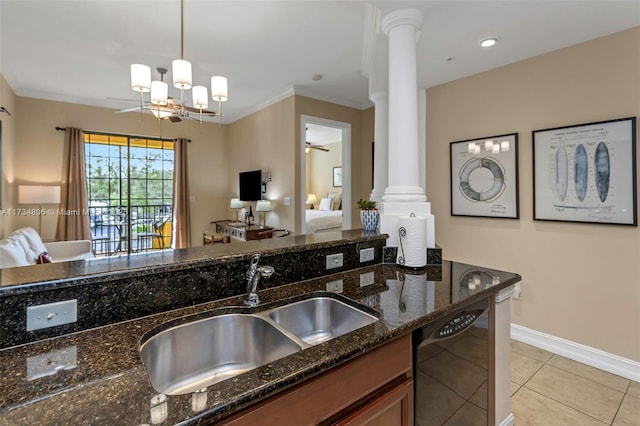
0, 230, 380, 292
0, 260, 520, 425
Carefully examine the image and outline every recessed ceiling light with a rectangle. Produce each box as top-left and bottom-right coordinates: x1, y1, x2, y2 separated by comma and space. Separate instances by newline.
479, 37, 499, 48
312, 74, 323, 81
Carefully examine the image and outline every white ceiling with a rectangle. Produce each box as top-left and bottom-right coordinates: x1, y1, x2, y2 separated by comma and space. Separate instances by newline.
1, 1, 638, 124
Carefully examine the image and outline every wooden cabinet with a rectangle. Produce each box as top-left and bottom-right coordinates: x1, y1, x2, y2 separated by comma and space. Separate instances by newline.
219, 335, 412, 426
214, 222, 273, 241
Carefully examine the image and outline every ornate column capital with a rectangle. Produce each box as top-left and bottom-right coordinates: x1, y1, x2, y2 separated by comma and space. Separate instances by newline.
381, 8, 423, 35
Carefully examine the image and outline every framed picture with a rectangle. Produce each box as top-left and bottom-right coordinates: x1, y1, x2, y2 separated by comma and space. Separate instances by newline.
533, 117, 637, 226
333, 166, 342, 187
450, 133, 519, 218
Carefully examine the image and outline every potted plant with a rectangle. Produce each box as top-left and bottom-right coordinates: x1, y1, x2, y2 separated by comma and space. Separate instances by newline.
357, 198, 379, 232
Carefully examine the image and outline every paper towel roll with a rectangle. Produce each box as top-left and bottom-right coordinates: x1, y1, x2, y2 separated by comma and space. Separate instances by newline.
396, 215, 427, 267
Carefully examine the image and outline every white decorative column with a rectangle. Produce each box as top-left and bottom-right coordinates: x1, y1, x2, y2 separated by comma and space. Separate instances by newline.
378, 8, 435, 249
381, 9, 425, 203
370, 92, 388, 205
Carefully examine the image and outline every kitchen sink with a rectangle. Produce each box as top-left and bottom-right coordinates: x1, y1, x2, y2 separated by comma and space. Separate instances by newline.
140, 294, 379, 395
268, 297, 379, 345
140, 314, 302, 395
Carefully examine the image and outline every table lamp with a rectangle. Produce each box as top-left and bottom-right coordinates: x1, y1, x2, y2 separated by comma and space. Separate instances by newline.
306, 193, 318, 210
230, 198, 244, 226
255, 200, 272, 228
18, 185, 61, 235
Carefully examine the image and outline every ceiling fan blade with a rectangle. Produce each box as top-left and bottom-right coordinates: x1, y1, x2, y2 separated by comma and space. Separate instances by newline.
181, 104, 219, 116
312, 146, 330, 152
115, 105, 144, 113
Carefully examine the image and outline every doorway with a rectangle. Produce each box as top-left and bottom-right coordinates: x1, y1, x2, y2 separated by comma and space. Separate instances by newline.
300, 116, 351, 234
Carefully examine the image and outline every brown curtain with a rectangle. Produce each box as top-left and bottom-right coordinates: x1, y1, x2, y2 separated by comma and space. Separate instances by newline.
56, 127, 91, 241
173, 138, 191, 248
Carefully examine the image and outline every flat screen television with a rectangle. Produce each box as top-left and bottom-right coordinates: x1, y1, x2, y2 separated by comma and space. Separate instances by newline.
239, 170, 262, 201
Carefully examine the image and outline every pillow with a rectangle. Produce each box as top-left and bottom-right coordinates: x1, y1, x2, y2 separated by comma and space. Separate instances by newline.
37, 251, 53, 264
318, 198, 332, 211
327, 192, 342, 210
0, 238, 32, 268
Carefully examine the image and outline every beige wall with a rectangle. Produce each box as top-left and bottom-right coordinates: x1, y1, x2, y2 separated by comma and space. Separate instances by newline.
294, 96, 372, 231
426, 27, 640, 361
0, 73, 17, 237
227, 97, 295, 231
307, 142, 342, 204
4, 96, 228, 244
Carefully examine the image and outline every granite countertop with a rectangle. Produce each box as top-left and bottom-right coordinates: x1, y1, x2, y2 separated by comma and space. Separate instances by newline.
0, 230, 375, 292
0, 260, 520, 425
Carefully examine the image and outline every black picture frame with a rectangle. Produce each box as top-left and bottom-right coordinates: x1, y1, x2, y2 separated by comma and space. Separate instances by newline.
450, 133, 519, 219
533, 117, 637, 226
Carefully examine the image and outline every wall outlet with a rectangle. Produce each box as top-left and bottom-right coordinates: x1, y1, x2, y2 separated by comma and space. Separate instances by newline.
359, 272, 375, 287
26, 346, 77, 381
326, 280, 343, 293
359, 248, 375, 263
26, 299, 78, 331
326, 253, 344, 270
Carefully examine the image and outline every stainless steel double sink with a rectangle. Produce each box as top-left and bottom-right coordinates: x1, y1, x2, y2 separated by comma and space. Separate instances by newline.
140, 294, 379, 395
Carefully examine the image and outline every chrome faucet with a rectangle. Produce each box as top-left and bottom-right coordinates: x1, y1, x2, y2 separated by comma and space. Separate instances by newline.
245, 253, 274, 307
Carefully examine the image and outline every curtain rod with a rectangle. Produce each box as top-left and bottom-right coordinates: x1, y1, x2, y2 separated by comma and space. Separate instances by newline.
55, 127, 190, 142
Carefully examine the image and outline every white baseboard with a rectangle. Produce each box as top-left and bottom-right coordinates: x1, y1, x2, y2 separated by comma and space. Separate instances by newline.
511, 324, 640, 383
498, 413, 514, 426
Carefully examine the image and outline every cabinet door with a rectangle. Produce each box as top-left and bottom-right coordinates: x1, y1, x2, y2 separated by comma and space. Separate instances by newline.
336, 378, 413, 426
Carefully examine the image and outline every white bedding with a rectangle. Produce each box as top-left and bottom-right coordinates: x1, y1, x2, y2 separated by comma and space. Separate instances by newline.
305, 210, 342, 233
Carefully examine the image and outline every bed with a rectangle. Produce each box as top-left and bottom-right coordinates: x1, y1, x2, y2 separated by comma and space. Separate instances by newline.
305, 209, 343, 233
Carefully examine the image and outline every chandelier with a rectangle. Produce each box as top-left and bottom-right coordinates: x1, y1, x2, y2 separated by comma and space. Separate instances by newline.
129, 0, 228, 123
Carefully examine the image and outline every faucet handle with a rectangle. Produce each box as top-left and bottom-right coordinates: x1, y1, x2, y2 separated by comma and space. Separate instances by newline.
250, 253, 261, 267
258, 265, 275, 278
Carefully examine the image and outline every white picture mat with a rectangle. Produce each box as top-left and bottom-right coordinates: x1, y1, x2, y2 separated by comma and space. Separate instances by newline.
533, 118, 636, 225
450, 134, 519, 218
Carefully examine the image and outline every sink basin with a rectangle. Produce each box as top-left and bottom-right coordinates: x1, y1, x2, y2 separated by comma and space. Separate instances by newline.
269, 297, 379, 345
140, 314, 302, 395
140, 294, 379, 395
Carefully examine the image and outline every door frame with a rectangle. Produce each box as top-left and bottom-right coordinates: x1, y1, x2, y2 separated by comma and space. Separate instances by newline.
300, 115, 351, 234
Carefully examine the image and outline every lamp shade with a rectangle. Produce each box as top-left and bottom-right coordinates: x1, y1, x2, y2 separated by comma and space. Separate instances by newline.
150, 80, 168, 105
192, 86, 208, 109
230, 198, 244, 209
131, 64, 151, 92
256, 200, 272, 212
172, 59, 192, 89
211, 76, 228, 102
18, 185, 61, 204
306, 194, 318, 205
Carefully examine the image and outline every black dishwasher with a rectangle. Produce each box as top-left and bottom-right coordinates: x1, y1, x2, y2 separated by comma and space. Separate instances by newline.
412, 266, 497, 426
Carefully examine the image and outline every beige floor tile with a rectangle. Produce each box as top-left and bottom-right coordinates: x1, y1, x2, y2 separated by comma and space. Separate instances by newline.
512, 387, 608, 426
511, 381, 521, 396
613, 394, 640, 426
526, 365, 624, 424
511, 340, 553, 363
627, 381, 640, 399
511, 350, 545, 385
443, 401, 486, 426
548, 355, 630, 392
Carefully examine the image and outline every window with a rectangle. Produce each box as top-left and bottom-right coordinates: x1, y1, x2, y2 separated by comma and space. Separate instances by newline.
84, 132, 174, 255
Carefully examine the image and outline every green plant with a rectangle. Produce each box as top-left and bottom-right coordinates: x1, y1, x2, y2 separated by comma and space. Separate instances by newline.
357, 198, 377, 210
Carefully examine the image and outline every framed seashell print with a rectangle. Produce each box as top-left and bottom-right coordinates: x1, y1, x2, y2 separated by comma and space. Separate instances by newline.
533, 117, 637, 226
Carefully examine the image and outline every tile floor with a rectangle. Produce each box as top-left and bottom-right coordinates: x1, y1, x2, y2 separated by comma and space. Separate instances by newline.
416, 337, 640, 425
510, 340, 639, 426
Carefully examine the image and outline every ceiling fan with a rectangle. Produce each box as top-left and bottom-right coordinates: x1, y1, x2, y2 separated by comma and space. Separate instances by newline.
305, 141, 329, 152
115, 67, 220, 122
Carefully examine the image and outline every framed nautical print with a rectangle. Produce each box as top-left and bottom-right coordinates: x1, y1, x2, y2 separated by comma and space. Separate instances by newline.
450, 133, 519, 218
533, 117, 637, 226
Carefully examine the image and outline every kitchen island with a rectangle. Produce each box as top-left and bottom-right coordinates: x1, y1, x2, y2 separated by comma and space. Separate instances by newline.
0, 258, 520, 425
